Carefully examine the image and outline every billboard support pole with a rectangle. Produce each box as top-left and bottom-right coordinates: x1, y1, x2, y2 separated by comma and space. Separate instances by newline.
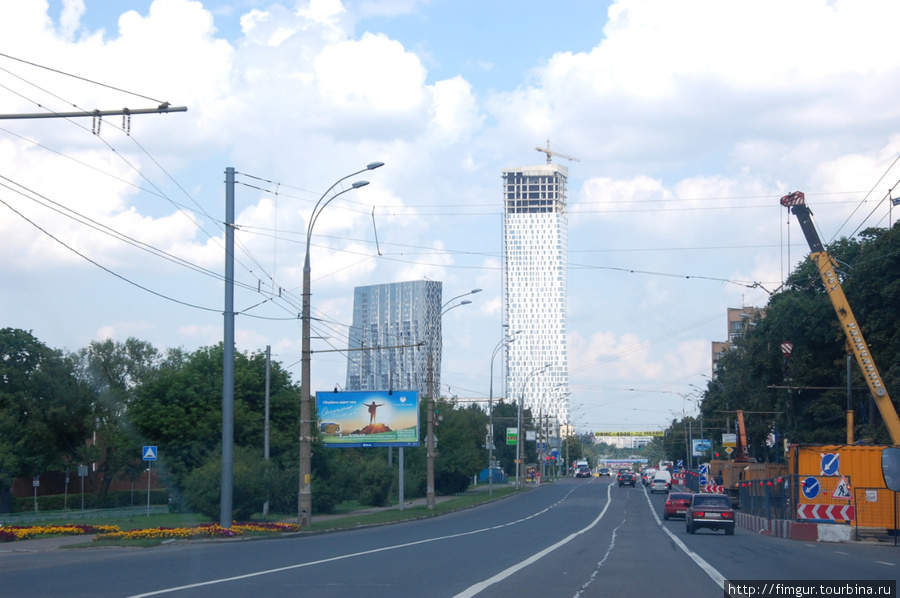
399, 447, 405, 510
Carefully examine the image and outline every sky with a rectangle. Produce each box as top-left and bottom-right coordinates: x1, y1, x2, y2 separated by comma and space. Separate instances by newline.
3, 0, 900, 437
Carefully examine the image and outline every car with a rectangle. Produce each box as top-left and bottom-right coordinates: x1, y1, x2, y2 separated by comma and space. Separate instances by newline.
642, 468, 657, 485
663, 492, 692, 520
575, 467, 592, 478
599, 467, 611, 477
685, 493, 735, 535
650, 470, 672, 493
617, 470, 636, 487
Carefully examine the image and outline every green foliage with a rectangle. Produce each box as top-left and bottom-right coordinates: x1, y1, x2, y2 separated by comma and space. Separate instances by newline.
129, 344, 299, 491
0, 328, 95, 488
182, 447, 267, 521
683, 221, 900, 458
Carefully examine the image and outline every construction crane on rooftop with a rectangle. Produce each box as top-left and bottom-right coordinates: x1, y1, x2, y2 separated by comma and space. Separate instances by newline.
536, 139, 580, 164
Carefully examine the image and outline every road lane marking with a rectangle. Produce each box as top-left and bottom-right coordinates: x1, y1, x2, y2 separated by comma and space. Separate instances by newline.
573, 514, 626, 598
452, 483, 614, 598
642, 487, 725, 590
127, 484, 591, 597
876, 561, 896, 566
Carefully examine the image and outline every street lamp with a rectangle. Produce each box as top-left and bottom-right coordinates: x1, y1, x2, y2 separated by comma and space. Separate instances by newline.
516, 363, 550, 489
443, 288, 482, 309
426, 293, 476, 509
299, 161, 383, 527
489, 330, 521, 495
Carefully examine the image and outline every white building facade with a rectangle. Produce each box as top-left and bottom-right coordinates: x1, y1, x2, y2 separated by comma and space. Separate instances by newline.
502, 163, 570, 431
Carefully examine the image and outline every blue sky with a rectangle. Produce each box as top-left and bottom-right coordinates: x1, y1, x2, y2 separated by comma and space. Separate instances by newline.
4, 0, 900, 437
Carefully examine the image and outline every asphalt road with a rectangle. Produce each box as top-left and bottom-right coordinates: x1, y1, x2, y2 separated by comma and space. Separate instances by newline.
2, 478, 897, 597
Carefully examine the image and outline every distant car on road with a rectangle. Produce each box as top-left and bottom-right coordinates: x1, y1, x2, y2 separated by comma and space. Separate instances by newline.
685, 493, 735, 535
617, 470, 636, 487
663, 492, 692, 520
650, 470, 672, 494
599, 467, 611, 477
575, 467, 592, 478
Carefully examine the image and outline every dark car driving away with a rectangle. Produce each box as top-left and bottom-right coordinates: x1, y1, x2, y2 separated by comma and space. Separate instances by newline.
617, 470, 636, 487
575, 467, 592, 478
685, 493, 735, 535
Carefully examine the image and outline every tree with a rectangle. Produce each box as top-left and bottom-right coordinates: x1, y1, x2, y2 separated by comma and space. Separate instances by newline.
129, 344, 300, 496
0, 328, 94, 489
72, 338, 163, 500
684, 220, 900, 455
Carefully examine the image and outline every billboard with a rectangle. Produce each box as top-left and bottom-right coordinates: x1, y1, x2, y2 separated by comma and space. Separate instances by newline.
692, 438, 711, 457
316, 390, 420, 448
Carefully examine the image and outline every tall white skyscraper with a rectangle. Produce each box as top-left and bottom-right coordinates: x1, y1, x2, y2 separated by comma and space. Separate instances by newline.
502, 163, 570, 431
345, 280, 442, 396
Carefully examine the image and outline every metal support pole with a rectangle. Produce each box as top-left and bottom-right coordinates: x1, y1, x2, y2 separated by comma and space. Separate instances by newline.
146, 462, 152, 517
220, 166, 235, 528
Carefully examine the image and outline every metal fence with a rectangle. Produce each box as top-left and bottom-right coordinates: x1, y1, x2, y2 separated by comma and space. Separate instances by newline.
738, 476, 794, 520
0, 505, 169, 526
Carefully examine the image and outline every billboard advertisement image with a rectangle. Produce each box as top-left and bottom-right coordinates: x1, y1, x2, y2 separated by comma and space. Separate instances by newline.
316, 390, 420, 448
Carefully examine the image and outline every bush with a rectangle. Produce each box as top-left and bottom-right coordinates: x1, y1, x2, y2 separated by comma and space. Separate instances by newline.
182, 448, 266, 521
356, 460, 392, 507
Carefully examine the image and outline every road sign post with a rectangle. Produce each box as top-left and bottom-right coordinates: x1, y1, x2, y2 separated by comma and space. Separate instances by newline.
143, 446, 157, 517
78, 465, 88, 510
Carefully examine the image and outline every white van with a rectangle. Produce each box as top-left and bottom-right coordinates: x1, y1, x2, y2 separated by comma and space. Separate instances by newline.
650, 470, 672, 493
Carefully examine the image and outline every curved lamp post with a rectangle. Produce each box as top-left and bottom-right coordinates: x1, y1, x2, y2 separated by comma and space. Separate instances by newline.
426, 296, 475, 510
516, 363, 550, 489
299, 161, 383, 528
443, 288, 482, 309
488, 330, 521, 495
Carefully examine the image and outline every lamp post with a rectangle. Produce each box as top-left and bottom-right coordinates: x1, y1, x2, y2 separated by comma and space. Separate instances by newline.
489, 330, 521, 495
516, 363, 550, 489
426, 294, 476, 509
299, 161, 383, 528
443, 288, 482, 310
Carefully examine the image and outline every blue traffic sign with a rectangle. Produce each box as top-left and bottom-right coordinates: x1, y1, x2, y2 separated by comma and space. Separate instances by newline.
142, 446, 158, 461
676, 460, 684, 467
801, 476, 820, 499
699, 475, 708, 486
820, 453, 839, 476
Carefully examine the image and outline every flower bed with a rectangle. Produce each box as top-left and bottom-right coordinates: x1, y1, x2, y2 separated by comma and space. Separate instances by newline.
93, 522, 301, 542
0, 522, 301, 543
0, 524, 120, 542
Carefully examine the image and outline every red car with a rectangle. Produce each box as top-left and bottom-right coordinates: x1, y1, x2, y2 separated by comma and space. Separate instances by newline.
663, 492, 691, 520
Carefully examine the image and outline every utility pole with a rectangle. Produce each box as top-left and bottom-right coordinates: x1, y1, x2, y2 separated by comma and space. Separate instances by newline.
221, 167, 234, 528
426, 355, 435, 509
263, 345, 271, 517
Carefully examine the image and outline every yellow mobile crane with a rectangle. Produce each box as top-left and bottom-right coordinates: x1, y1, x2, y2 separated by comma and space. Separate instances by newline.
780, 191, 900, 444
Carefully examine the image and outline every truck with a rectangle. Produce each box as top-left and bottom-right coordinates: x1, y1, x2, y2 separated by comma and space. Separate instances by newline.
780, 191, 900, 444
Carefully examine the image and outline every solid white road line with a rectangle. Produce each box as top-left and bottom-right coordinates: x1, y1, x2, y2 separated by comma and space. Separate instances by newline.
641, 487, 726, 589
452, 483, 615, 598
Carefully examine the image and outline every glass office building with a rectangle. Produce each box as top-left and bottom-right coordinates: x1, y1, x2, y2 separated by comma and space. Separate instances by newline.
345, 280, 442, 397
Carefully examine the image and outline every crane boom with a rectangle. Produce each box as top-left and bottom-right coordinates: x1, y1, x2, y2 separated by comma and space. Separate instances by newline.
535, 139, 580, 164
780, 191, 900, 444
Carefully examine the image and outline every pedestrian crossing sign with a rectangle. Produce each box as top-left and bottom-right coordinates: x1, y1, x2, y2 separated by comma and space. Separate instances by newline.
142, 446, 158, 461
832, 475, 851, 500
